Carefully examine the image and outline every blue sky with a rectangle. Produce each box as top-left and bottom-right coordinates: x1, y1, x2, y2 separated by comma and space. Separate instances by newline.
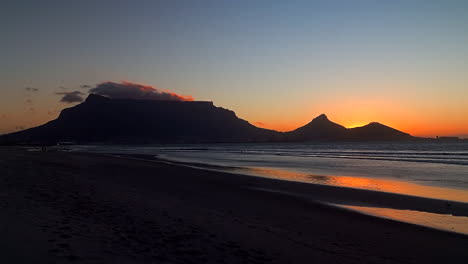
1, 0, 468, 136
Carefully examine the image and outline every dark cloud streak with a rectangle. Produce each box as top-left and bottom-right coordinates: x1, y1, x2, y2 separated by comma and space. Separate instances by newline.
89, 81, 194, 101
55, 91, 84, 103
25, 87, 39, 92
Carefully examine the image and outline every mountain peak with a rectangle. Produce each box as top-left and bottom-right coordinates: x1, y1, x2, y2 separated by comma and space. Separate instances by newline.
314, 114, 329, 121
368, 122, 382, 126
349, 121, 411, 140
85, 93, 110, 103
287, 113, 348, 140
309, 114, 331, 124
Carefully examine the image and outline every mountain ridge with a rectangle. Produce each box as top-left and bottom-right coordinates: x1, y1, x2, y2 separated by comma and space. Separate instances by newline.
0, 94, 414, 144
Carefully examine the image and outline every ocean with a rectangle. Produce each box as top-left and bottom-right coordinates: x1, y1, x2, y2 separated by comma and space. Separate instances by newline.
68, 141, 468, 234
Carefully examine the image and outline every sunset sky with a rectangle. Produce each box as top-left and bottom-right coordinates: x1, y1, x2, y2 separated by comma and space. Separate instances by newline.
1, 0, 467, 137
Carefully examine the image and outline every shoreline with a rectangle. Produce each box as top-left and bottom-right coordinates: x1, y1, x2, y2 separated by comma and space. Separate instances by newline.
1, 147, 468, 263
116, 152, 468, 235
106, 152, 468, 217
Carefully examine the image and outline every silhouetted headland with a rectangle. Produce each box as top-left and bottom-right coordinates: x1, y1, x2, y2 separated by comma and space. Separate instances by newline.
0, 94, 414, 144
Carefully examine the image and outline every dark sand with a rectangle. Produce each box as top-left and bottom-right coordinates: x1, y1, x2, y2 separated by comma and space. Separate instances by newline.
1, 148, 467, 263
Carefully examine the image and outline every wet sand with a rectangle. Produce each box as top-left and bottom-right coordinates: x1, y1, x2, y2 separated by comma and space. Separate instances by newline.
1, 148, 467, 263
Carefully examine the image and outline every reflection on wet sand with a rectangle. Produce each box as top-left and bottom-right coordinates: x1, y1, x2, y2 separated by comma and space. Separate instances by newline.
245, 167, 468, 203
341, 205, 468, 235
239, 166, 468, 235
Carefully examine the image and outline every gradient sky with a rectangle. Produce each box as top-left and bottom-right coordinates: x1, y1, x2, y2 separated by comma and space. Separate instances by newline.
1, 0, 468, 137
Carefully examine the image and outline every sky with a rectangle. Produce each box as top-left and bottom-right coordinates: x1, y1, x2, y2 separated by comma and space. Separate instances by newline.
1, 0, 468, 137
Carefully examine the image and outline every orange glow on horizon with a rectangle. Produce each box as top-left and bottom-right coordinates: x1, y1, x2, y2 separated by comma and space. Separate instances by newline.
246, 96, 468, 137
251, 119, 468, 138
345, 122, 371, 129
247, 116, 468, 138
252, 121, 302, 132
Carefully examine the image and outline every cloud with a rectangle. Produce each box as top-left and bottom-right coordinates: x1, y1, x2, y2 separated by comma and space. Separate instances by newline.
26, 99, 33, 104
59, 86, 67, 90
253, 121, 266, 127
80, 84, 91, 89
55, 91, 84, 103
15, 125, 25, 130
25, 87, 39, 92
89, 81, 194, 101
29, 107, 35, 112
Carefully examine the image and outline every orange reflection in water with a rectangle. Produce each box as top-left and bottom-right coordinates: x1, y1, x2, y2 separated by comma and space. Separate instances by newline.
247, 167, 468, 203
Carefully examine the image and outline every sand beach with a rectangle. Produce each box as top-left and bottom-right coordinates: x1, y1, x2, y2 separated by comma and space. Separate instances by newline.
1, 147, 467, 263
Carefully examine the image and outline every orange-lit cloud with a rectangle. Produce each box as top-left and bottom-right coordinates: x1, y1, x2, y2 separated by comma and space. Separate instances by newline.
253, 121, 266, 127
89, 81, 194, 101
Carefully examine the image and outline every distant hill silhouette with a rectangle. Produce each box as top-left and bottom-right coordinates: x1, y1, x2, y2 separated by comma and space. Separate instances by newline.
0, 94, 414, 144
285, 114, 349, 141
284, 114, 412, 141
348, 122, 411, 141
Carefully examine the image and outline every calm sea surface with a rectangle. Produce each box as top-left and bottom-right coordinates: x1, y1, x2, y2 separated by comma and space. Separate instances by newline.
70, 142, 468, 195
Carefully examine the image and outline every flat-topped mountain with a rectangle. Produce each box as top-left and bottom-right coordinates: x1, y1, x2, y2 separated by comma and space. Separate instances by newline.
0, 94, 279, 144
0, 95, 414, 144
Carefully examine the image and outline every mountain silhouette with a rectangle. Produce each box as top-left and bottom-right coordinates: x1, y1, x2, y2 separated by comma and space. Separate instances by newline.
285, 114, 349, 141
0, 94, 279, 144
0, 94, 414, 144
285, 115, 412, 141
348, 122, 411, 141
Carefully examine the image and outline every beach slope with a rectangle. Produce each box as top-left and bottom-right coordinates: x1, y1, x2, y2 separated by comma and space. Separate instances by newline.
0, 148, 467, 263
